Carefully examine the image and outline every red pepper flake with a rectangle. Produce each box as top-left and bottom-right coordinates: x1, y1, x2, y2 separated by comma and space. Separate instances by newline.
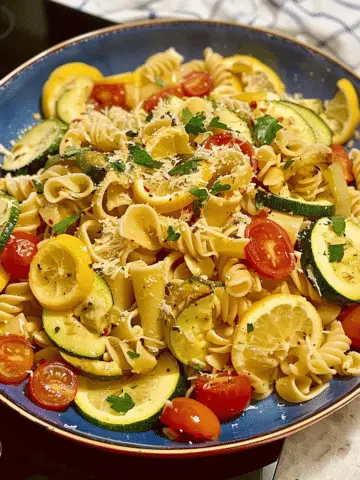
101, 328, 109, 336
260, 108, 267, 113
48, 219, 53, 225
278, 116, 284, 123
249, 101, 257, 109
144, 185, 150, 192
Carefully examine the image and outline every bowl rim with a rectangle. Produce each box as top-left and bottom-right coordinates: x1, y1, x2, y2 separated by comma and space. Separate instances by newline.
0, 18, 359, 457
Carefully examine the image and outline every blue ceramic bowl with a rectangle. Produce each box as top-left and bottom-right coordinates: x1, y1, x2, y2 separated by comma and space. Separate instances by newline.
0, 20, 359, 457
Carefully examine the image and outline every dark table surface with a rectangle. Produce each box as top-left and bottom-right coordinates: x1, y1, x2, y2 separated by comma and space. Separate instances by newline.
0, 2, 283, 478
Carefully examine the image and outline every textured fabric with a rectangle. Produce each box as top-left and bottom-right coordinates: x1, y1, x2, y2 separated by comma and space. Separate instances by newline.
55, 0, 360, 73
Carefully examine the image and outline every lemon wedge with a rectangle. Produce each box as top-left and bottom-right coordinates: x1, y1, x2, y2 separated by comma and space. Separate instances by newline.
29, 235, 94, 311
224, 55, 285, 95
323, 78, 360, 144
232, 294, 323, 373
42, 62, 103, 118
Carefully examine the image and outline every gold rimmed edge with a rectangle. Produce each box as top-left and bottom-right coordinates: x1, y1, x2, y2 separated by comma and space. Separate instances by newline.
0, 18, 360, 456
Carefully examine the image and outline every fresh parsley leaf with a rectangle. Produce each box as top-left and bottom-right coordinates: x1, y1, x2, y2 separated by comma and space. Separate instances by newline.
154, 75, 168, 88
208, 116, 231, 131
253, 115, 283, 146
32, 180, 44, 194
210, 180, 231, 196
106, 393, 135, 414
282, 159, 295, 170
126, 131, 138, 138
328, 244, 345, 263
189, 187, 209, 213
331, 216, 346, 236
129, 143, 162, 169
166, 226, 181, 242
52, 213, 81, 234
168, 159, 201, 176
181, 108, 207, 135
127, 351, 140, 359
247, 323, 254, 333
110, 160, 126, 172
13, 167, 28, 177
193, 364, 204, 372
145, 112, 153, 123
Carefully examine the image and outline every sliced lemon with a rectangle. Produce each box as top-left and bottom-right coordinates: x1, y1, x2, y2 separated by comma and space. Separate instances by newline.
145, 126, 193, 159
132, 162, 211, 214
232, 294, 323, 374
0, 264, 9, 293
29, 234, 94, 311
42, 62, 103, 118
224, 55, 285, 95
323, 78, 360, 144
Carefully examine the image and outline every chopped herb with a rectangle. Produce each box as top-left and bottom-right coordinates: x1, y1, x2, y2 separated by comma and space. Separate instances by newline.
13, 167, 28, 176
129, 143, 162, 169
210, 180, 231, 196
181, 108, 207, 135
193, 365, 203, 372
145, 112, 153, 123
106, 393, 135, 414
154, 75, 168, 88
282, 159, 295, 170
52, 213, 81, 234
328, 244, 345, 263
168, 158, 201, 176
253, 115, 283, 146
54, 326, 60, 334
208, 116, 231, 131
166, 226, 181, 242
127, 351, 140, 359
126, 131, 138, 138
189, 187, 209, 213
247, 323, 254, 333
331, 216, 346, 236
109, 160, 126, 172
32, 180, 44, 194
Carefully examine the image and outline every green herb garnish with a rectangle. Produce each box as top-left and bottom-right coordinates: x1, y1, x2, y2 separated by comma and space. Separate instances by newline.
168, 159, 201, 176
127, 351, 140, 360
145, 112, 153, 123
166, 226, 181, 242
109, 160, 126, 172
129, 143, 162, 169
181, 108, 207, 135
52, 213, 81, 234
253, 115, 283, 146
189, 187, 209, 213
126, 131, 138, 138
282, 159, 295, 170
328, 244, 345, 263
210, 180, 231, 196
106, 393, 135, 414
32, 180, 44, 194
154, 75, 168, 88
331, 216, 346, 236
208, 116, 231, 131
247, 323, 254, 333
13, 167, 28, 176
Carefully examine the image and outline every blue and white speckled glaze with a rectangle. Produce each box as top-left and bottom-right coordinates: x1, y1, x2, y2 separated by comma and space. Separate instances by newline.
0, 20, 359, 456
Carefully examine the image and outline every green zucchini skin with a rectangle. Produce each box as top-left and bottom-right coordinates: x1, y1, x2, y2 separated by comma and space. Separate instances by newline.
0, 194, 20, 251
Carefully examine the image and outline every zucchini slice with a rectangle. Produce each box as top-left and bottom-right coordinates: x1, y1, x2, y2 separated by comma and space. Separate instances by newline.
75, 351, 185, 432
256, 190, 335, 217
60, 352, 124, 380
300, 217, 360, 304
0, 194, 20, 250
2, 120, 67, 172
267, 101, 316, 144
56, 76, 94, 124
214, 108, 253, 144
279, 101, 332, 146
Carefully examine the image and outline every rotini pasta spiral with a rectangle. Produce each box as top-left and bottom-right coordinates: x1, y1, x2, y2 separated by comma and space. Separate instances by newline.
204, 47, 235, 90
0, 282, 36, 323
348, 186, 360, 222
350, 147, 360, 189
0, 174, 35, 201
216, 256, 262, 298
138, 48, 184, 83
14, 192, 41, 235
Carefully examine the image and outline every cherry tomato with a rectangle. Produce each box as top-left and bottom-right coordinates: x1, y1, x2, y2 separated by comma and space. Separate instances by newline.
204, 132, 258, 173
195, 373, 251, 422
181, 71, 213, 97
29, 361, 78, 411
160, 397, 220, 442
0, 335, 34, 384
90, 83, 126, 108
330, 145, 354, 184
244, 218, 296, 279
142, 86, 183, 112
340, 306, 360, 349
338, 305, 359, 323
1, 232, 39, 280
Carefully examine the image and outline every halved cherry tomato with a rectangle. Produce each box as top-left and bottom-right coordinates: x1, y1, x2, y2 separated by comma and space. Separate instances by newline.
29, 361, 78, 411
0, 335, 34, 384
160, 397, 220, 442
195, 372, 251, 422
181, 71, 213, 97
90, 83, 126, 108
330, 145, 354, 184
142, 86, 183, 112
244, 218, 296, 279
338, 305, 359, 323
340, 306, 360, 349
1, 232, 39, 281
204, 132, 258, 173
